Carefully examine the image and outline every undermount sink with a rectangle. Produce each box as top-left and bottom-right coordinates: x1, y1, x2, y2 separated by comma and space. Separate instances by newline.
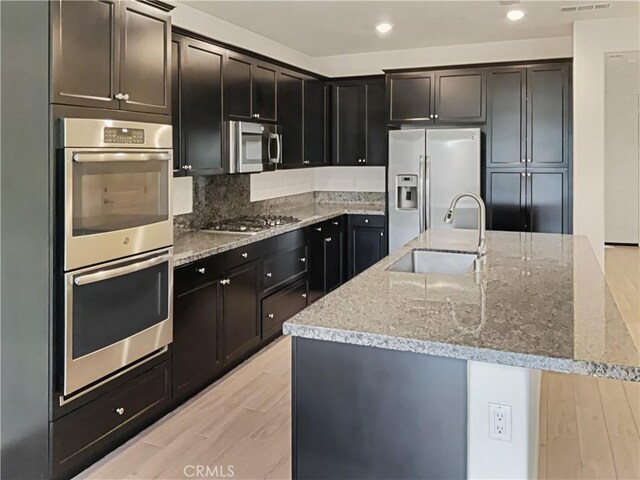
387, 249, 477, 275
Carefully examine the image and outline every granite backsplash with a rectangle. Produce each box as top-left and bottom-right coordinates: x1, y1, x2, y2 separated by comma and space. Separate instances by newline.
174, 174, 385, 232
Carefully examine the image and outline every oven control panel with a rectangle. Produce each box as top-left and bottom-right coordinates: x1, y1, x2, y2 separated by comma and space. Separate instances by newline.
103, 127, 145, 144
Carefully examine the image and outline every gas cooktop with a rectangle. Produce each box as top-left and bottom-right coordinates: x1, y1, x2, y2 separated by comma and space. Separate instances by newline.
205, 215, 300, 234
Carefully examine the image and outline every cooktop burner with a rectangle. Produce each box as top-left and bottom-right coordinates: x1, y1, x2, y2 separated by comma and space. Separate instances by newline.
207, 215, 300, 234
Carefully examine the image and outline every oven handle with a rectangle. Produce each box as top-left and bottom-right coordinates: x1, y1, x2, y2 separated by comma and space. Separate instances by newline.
74, 253, 171, 286
72, 151, 172, 163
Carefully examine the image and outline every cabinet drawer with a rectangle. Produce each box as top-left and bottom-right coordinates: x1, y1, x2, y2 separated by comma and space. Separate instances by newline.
349, 214, 385, 228
175, 255, 223, 295
263, 246, 307, 292
262, 279, 308, 339
223, 242, 262, 270
51, 362, 170, 472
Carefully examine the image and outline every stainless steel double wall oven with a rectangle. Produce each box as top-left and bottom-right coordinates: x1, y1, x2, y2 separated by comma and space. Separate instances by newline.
59, 118, 174, 400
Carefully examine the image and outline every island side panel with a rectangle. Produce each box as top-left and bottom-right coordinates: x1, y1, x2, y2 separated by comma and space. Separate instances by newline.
292, 337, 468, 480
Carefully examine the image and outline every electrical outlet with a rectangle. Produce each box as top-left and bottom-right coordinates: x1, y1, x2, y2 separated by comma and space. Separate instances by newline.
489, 403, 512, 441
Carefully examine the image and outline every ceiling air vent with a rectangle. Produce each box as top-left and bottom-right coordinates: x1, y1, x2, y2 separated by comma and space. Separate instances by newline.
561, 3, 610, 12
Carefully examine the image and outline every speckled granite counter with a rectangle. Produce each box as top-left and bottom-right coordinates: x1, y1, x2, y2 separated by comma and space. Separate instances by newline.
284, 229, 640, 382
173, 202, 384, 267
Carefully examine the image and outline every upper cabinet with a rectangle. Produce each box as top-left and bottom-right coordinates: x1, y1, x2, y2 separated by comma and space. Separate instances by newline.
224, 52, 277, 122
172, 34, 225, 176
278, 69, 305, 167
332, 78, 387, 166
386, 68, 485, 124
486, 62, 570, 169
51, 0, 171, 115
304, 78, 329, 167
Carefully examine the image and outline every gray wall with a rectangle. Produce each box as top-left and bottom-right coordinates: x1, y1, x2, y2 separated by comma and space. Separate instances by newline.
1, 1, 51, 477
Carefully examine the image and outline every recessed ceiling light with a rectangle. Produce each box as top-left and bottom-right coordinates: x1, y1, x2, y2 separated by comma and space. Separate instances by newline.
376, 23, 393, 34
507, 9, 526, 21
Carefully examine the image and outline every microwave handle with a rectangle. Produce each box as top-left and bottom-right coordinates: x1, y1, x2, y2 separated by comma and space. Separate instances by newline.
72, 151, 172, 163
268, 133, 281, 164
74, 253, 171, 286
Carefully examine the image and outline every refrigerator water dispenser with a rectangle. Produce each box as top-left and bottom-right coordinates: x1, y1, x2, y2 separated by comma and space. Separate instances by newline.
396, 175, 418, 209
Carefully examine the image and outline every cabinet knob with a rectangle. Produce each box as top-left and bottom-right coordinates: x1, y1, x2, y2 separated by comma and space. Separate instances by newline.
115, 93, 125, 100
521, 158, 526, 163
362, 158, 366, 164
365, 218, 369, 223
115, 407, 125, 416
301, 293, 307, 298
267, 313, 274, 319
240, 252, 248, 258
253, 113, 260, 119
123, 93, 130, 101
434, 114, 439, 119
332, 221, 339, 226
521, 173, 526, 177
430, 114, 434, 119
182, 164, 192, 171
304, 160, 310, 165
220, 279, 230, 285
527, 172, 531, 177
380, 232, 384, 237
315, 227, 322, 232
299, 257, 306, 263
527, 158, 532, 163
265, 272, 272, 278
197, 267, 206, 274
324, 237, 332, 243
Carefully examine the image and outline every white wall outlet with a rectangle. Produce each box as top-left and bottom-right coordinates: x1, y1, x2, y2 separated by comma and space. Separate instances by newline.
489, 402, 512, 442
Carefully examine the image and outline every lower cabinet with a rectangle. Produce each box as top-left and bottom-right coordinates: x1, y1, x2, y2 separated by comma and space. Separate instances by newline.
261, 279, 308, 340
348, 215, 387, 278
308, 217, 344, 303
221, 260, 261, 365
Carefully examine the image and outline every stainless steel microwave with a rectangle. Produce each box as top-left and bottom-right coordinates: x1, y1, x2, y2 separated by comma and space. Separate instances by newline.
228, 121, 282, 173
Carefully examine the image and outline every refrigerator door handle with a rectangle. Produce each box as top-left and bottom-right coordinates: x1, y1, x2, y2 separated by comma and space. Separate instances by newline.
418, 155, 426, 232
425, 155, 431, 230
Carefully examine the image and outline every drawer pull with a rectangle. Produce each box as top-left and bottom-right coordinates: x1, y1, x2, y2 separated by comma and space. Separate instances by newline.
197, 267, 206, 274
265, 272, 272, 278
267, 313, 274, 319
324, 237, 332, 243
299, 257, 306, 263
332, 221, 339, 226
220, 279, 231, 285
315, 227, 322, 232
240, 252, 248, 258
365, 218, 369, 223
301, 293, 307, 298
380, 232, 384, 237
115, 407, 125, 416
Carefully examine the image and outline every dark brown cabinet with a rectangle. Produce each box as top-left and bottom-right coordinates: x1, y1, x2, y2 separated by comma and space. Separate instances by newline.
173, 264, 221, 401
487, 168, 570, 234
348, 215, 387, 278
172, 34, 225, 176
51, 0, 171, 115
308, 218, 344, 303
304, 79, 329, 167
387, 69, 485, 124
261, 279, 308, 340
221, 260, 261, 365
225, 53, 277, 121
332, 79, 387, 166
278, 69, 305, 167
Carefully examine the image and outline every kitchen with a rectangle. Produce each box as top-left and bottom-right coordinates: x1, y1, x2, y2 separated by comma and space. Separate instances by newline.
1, 1, 639, 479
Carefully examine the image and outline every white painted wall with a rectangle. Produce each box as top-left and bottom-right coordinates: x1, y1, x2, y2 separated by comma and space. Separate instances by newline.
250, 166, 386, 201
314, 36, 573, 77
467, 361, 541, 480
573, 17, 640, 268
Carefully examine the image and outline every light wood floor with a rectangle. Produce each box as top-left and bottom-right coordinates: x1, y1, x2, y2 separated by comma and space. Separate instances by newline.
80, 247, 640, 480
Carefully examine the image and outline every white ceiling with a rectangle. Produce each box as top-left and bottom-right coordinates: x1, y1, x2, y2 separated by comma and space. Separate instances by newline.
183, 1, 640, 57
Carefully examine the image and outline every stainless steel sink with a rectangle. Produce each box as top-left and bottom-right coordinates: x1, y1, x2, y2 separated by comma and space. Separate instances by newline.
387, 249, 477, 275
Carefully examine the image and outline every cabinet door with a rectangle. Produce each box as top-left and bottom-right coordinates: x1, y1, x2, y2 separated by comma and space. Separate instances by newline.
527, 64, 570, 167
171, 35, 183, 174
527, 169, 570, 234
487, 68, 526, 168
182, 38, 225, 175
221, 261, 260, 365
333, 83, 362, 166
324, 226, 343, 293
253, 62, 278, 121
387, 72, 434, 123
51, 0, 120, 109
350, 226, 386, 277
173, 280, 220, 400
434, 69, 486, 123
119, 1, 171, 115
225, 53, 253, 119
365, 81, 387, 166
308, 225, 326, 303
278, 70, 304, 167
486, 169, 526, 232
304, 79, 328, 167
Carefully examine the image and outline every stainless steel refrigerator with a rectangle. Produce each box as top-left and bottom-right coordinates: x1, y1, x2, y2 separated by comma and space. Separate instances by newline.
388, 128, 481, 253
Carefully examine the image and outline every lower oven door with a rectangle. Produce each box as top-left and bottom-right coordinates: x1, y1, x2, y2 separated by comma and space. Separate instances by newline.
63, 248, 173, 397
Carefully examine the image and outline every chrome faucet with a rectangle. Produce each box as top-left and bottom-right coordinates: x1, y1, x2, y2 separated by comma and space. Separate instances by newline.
443, 192, 487, 268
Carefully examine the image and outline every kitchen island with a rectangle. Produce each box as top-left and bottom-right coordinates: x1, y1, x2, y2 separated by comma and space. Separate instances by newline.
283, 229, 640, 479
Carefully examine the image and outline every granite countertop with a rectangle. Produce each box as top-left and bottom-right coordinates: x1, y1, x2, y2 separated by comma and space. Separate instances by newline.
283, 229, 640, 382
173, 202, 385, 267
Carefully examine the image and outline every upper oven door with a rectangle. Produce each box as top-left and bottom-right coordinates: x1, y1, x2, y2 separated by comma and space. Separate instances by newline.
63, 248, 173, 397
230, 122, 282, 173
63, 147, 173, 271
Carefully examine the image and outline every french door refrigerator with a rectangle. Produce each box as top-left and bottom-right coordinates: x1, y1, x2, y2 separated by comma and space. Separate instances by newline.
388, 128, 481, 253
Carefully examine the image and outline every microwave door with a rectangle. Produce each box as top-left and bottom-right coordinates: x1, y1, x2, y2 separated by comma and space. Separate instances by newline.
237, 123, 266, 173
